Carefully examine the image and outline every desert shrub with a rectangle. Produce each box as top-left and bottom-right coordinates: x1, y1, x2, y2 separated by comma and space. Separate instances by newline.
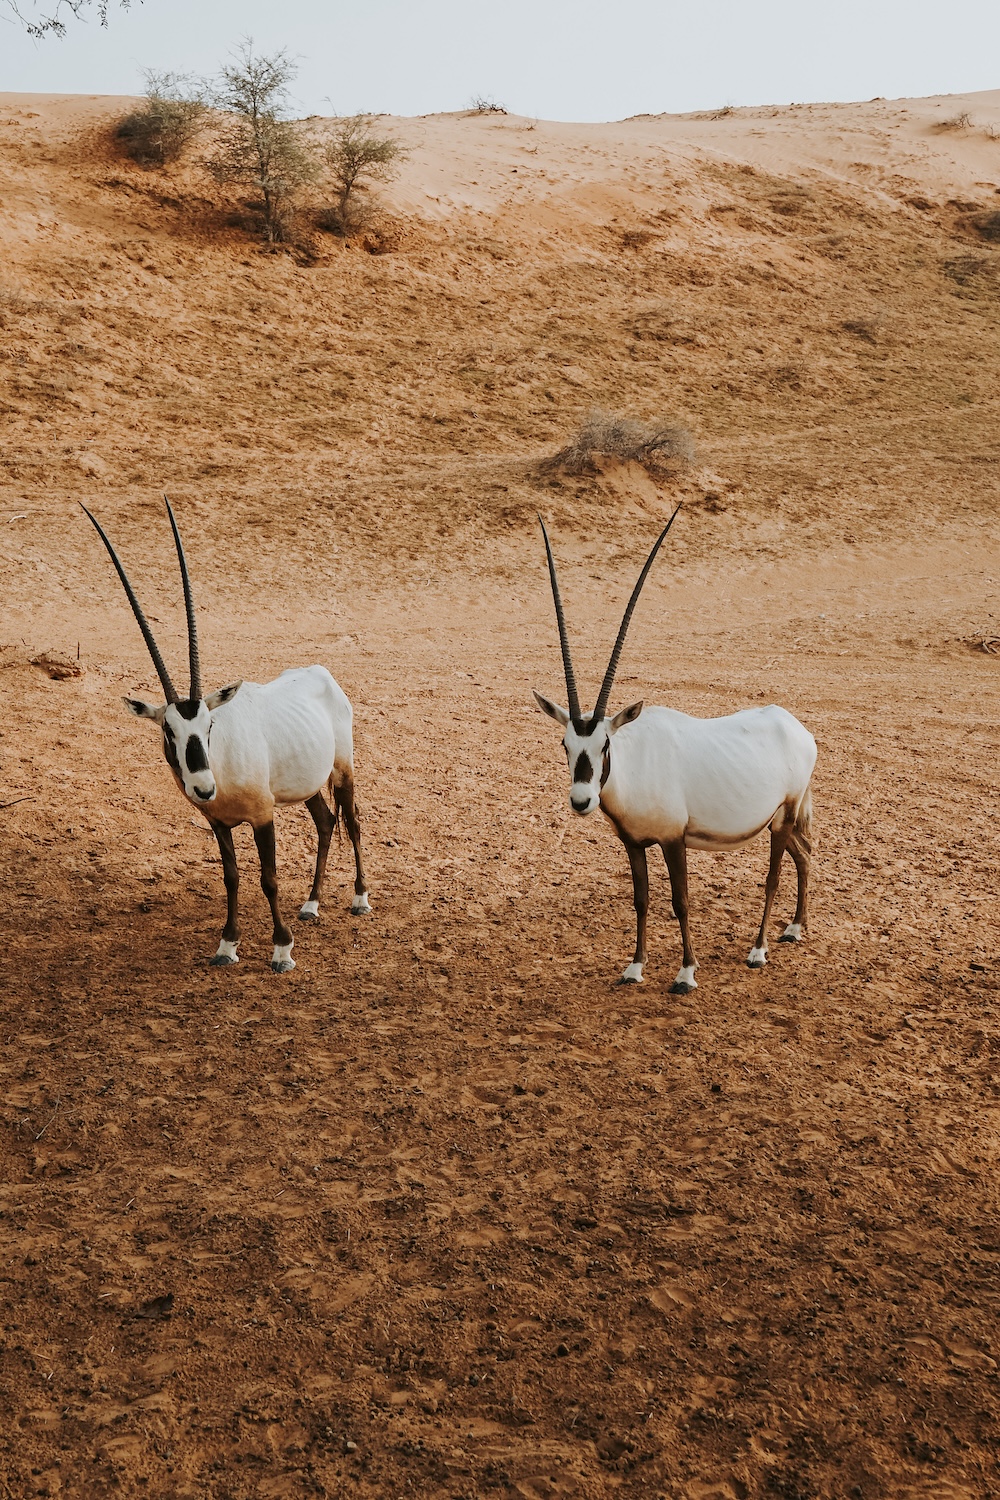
542, 409, 695, 477
468, 95, 507, 114
116, 71, 207, 167
320, 115, 405, 236
205, 43, 319, 244
842, 317, 880, 344
619, 228, 654, 250
935, 112, 972, 131
969, 211, 1000, 243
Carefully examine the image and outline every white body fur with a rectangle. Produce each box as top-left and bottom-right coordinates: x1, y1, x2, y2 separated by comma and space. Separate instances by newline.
192, 667, 354, 828
598, 705, 816, 851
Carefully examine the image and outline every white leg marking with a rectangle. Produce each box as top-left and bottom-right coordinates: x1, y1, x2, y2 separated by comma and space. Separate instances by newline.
298, 899, 320, 922
747, 945, 768, 969
351, 893, 371, 915
779, 922, 803, 943
210, 939, 239, 967
619, 961, 644, 984
271, 942, 295, 974
670, 963, 698, 994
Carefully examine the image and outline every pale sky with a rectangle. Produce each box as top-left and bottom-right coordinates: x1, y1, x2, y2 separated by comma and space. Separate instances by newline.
3, 0, 1000, 122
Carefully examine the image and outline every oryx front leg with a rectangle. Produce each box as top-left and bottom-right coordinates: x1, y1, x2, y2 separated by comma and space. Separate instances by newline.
778, 791, 812, 945
748, 823, 790, 969
617, 839, 648, 984
663, 840, 698, 994
299, 790, 335, 922
209, 821, 240, 967
335, 775, 371, 916
254, 821, 295, 973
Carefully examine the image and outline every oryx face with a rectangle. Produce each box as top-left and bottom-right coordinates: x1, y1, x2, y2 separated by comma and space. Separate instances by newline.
124, 684, 242, 806
533, 695, 642, 816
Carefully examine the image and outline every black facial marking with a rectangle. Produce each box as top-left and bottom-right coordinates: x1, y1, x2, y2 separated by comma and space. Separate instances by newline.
574, 751, 594, 784
600, 740, 611, 787
185, 735, 209, 773
162, 729, 180, 775
176, 699, 202, 721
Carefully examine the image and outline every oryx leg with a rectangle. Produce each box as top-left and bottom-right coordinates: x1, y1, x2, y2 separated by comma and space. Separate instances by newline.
334, 775, 370, 915
663, 840, 698, 994
748, 819, 793, 968
209, 820, 240, 967
617, 839, 649, 984
253, 821, 295, 973
779, 788, 812, 944
298, 791, 336, 922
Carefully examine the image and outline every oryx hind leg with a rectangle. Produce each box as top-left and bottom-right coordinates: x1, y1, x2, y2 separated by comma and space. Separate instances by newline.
299, 790, 336, 922
663, 840, 698, 994
334, 774, 370, 915
254, 821, 295, 973
779, 786, 812, 944
209, 821, 241, 967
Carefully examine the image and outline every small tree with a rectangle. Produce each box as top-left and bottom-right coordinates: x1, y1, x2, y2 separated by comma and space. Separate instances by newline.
206, 42, 318, 243
117, 70, 207, 167
322, 115, 405, 235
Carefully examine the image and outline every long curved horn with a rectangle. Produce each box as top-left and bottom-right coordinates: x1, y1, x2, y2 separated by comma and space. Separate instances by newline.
80, 504, 179, 704
163, 496, 201, 701
538, 515, 581, 722
591, 503, 682, 725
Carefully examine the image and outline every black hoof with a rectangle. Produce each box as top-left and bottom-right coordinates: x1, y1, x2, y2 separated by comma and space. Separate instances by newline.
777, 933, 799, 944
271, 959, 295, 975
298, 910, 319, 923
747, 960, 766, 970
209, 954, 237, 967
669, 981, 695, 995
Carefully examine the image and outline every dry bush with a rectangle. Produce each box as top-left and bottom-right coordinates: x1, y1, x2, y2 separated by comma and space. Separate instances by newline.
116, 72, 207, 167
206, 44, 319, 244
320, 115, 406, 237
619, 228, 654, 250
842, 317, 880, 344
935, 112, 972, 131
541, 409, 696, 478
943, 254, 1000, 297
468, 96, 507, 115
969, 211, 1000, 243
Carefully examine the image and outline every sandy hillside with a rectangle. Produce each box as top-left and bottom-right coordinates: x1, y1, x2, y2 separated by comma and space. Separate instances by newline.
1, 89, 999, 1499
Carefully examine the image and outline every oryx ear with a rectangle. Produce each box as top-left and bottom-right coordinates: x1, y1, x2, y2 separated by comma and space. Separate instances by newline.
204, 680, 243, 711
123, 697, 165, 723
610, 701, 643, 731
533, 690, 570, 727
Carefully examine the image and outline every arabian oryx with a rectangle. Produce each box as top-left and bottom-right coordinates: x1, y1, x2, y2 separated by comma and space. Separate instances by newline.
533, 509, 816, 994
82, 499, 370, 973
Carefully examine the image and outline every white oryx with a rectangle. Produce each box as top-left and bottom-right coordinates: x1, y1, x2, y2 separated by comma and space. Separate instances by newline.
534, 509, 816, 994
82, 499, 370, 973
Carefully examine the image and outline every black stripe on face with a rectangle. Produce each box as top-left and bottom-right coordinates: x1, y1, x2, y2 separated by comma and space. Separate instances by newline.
185, 735, 209, 773
162, 724, 181, 774
574, 751, 593, 784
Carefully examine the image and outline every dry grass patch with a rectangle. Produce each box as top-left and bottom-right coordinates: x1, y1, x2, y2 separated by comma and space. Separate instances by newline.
540, 408, 695, 478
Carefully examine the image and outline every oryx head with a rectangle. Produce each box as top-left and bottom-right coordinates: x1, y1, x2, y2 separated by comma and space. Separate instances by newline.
533, 507, 680, 816
82, 498, 242, 806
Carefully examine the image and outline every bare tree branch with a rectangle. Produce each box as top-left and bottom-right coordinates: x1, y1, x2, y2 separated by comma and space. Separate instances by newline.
3, 0, 134, 39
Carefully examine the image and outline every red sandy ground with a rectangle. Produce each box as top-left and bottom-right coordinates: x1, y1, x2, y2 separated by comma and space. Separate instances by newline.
0, 91, 998, 1498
